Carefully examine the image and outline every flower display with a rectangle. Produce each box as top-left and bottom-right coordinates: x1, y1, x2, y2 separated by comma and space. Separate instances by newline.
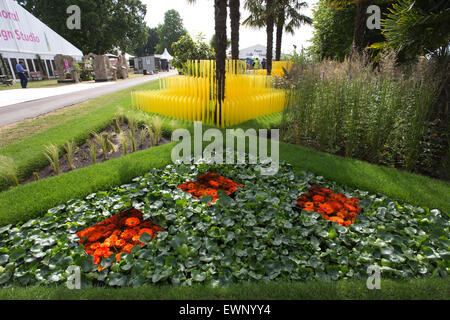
296, 185, 362, 226
76, 208, 164, 270
177, 172, 243, 203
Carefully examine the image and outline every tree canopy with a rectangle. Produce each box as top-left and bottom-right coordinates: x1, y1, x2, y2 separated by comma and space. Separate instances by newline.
379, 0, 450, 59
311, 0, 386, 60
172, 34, 215, 72
156, 9, 188, 55
17, 0, 148, 55
134, 27, 159, 57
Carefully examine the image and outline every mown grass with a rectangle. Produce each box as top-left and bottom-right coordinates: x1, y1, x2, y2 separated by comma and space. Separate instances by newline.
0, 278, 448, 300
0, 80, 161, 191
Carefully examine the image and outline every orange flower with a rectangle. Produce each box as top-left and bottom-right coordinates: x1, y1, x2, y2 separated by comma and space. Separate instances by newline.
313, 195, 325, 202
319, 203, 334, 214
121, 229, 137, 240
125, 217, 140, 227
115, 239, 126, 248
123, 244, 134, 253
77, 209, 165, 271
304, 202, 314, 208
88, 232, 103, 242
296, 186, 361, 227
209, 180, 220, 188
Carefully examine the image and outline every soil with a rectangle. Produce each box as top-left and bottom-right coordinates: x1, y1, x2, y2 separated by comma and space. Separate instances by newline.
22, 122, 170, 185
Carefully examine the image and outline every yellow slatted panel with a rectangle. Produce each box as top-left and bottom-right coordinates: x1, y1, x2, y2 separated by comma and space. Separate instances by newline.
132, 60, 286, 127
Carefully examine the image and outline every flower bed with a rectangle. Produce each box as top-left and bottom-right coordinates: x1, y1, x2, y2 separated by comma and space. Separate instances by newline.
296, 185, 362, 227
177, 172, 243, 203
77, 208, 164, 271
0, 161, 448, 288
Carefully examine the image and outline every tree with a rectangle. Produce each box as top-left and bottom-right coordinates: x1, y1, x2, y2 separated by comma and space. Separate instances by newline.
210, 34, 231, 50
380, 0, 450, 59
327, 0, 373, 56
243, 0, 275, 74
17, 0, 148, 55
155, 10, 188, 55
229, 0, 241, 61
274, 1, 312, 61
266, 0, 275, 74
134, 27, 159, 57
311, 0, 357, 60
172, 34, 215, 72
187, 0, 228, 124
214, 0, 228, 123
312, 0, 386, 60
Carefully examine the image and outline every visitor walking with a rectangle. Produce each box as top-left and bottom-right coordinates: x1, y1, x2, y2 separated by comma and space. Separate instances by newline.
254, 58, 260, 70
16, 60, 28, 88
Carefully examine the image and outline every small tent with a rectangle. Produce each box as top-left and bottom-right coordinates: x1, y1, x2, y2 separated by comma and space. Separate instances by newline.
155, 48, 173, 61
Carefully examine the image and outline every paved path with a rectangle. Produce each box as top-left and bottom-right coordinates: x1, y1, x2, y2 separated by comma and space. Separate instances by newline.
0, 71, 177, 127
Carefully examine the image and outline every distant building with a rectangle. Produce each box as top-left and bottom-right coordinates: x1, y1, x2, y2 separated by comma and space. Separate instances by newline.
239, 44, 276, 60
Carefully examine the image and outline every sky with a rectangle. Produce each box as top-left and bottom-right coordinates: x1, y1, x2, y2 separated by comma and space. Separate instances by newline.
142, 0, 318, 55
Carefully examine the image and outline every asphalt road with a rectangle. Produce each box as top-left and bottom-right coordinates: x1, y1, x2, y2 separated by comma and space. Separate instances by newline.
0, 71, 177, 127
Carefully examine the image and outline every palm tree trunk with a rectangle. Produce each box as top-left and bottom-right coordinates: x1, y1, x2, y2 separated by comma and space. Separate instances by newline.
352, 0, 371, 57
266, 0, 274, 75
229, 0, 240, 62
275, 13, 284, 61
215, 0, 227, 125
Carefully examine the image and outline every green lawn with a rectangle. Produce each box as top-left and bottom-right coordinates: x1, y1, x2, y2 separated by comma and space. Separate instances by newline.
0, 279, 448, 300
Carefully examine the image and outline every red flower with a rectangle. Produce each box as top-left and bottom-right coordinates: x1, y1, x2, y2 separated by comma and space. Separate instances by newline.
313, 195, 325, 202
177, 173, 243, 204
296, 186, 361, 226
77, 209, 165, 269
124, 217, 140, 227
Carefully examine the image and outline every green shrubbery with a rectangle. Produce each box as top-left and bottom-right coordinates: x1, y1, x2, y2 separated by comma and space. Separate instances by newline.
281, 53, 448, 179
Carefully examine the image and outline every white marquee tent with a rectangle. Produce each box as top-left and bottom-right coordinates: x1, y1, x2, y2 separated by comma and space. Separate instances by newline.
0, 0, 83, 81
155, 48, 173, 61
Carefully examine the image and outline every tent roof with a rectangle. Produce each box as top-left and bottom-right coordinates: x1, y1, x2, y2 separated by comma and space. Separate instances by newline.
155, 48, 173, 61
0, 0, 83, 58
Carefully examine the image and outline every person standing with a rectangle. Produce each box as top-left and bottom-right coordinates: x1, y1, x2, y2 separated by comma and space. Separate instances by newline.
16, 60, 28, 88
254, 58, 260, 70
262, 58, 267, 70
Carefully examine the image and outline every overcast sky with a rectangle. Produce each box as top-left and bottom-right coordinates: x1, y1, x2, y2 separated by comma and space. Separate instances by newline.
142, 0, 318, 54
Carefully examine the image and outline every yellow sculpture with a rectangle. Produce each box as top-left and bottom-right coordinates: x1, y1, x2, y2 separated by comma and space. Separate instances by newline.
132, 60, 286, 127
